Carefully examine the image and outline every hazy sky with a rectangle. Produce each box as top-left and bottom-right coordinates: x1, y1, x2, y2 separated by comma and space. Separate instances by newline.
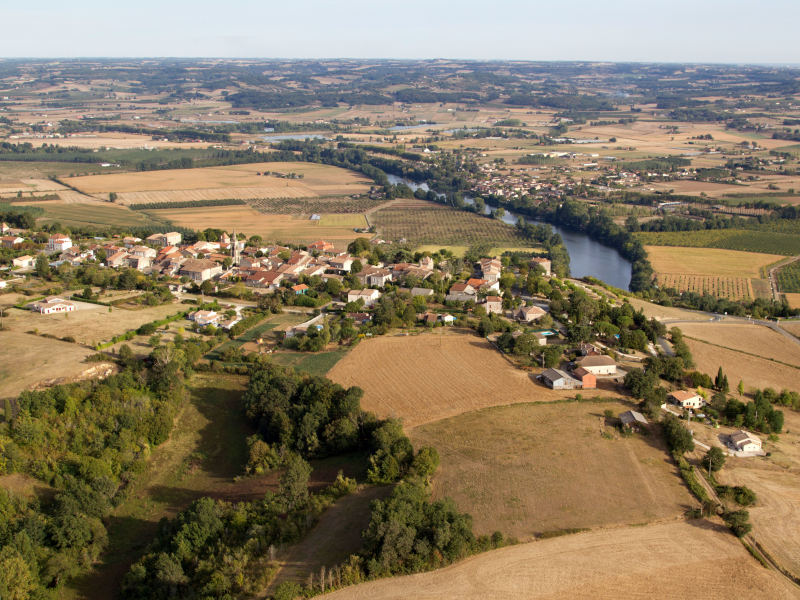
2, 0, 798, 63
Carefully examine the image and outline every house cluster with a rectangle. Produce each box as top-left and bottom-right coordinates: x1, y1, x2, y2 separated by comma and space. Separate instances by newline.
236, 242, 438, 296
540, 350, 618, 390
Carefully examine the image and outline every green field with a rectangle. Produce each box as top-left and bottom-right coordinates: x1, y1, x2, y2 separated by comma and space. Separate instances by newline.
35, 201, 159, 228
636, 229, 800, 255
269, 348, 350, 376
777, 261, 800, 293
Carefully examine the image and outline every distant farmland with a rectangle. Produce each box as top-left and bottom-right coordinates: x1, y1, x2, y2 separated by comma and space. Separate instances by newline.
637, 229, 800, 256
64, 162, 372, 204
371, 199, 531, 246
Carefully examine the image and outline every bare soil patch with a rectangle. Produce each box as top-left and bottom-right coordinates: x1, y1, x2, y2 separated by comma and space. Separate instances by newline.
327, 332, 618, 429
324, 521, 798, 600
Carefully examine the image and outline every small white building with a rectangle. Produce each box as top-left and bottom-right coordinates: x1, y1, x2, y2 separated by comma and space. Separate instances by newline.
12, 255, 36, 269
670, 390, 705, 410
347, 288, 381, 307
47, 235, 72, 252
729, 430, 762, 453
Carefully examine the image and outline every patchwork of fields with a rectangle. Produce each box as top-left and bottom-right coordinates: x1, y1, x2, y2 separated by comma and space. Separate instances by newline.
371, 199, 531, 247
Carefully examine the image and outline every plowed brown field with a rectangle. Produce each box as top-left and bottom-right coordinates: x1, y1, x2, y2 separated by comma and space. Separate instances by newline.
327, 332, 621, 429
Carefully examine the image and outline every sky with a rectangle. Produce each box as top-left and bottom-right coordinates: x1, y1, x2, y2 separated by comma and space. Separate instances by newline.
2, 0, 799, 64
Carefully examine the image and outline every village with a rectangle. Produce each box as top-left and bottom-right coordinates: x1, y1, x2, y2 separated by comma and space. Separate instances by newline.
1, 220, 769, 463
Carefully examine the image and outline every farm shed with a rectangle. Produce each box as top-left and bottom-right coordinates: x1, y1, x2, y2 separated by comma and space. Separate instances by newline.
540, 368, 582, 390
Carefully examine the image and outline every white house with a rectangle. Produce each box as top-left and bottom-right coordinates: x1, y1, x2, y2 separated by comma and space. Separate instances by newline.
670, 390, 705, 409
12, 255, 36, 269
30, 297, 76, 314
47, 235, 72, 252
191, 310, 220, 327
729, 430, 762, 453
347, 288, 381, 307
574, 354, 617, 376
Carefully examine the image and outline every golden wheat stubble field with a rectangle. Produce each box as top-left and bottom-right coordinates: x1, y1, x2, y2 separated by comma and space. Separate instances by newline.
677, 322, 800, 368
409, 401, 692, 540
323, 520, 798, 600
64, 162, 372, 203
685, 337, 800, 393
327, 332, 617, 429
149, 205, 362, 247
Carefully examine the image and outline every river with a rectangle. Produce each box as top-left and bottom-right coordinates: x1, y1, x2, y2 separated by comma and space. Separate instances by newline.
386, 174, 633, 289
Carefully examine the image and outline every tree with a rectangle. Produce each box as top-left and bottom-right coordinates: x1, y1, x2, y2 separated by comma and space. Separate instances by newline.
705, 447, 726, 472
279, 454, 312, 511
35, 253, 50, 278
662, 414, 694, 454
737, 380, 744, 396
0, 547, 34, 600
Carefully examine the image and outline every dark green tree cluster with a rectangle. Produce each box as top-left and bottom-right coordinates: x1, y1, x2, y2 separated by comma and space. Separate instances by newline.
0, 339, 200, 597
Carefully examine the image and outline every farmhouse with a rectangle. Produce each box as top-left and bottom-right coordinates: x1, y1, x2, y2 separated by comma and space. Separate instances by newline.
30, 297, 76, 314
347, 288, 381, 307
47, 234, 72, 252
12, 255, 35, 269
531, 331, 548, 346
517, 305, 546, 322
572, 367, 596, 389
483, 295, 503, 315
106, 250, 130, 268
246, 269, 284, 290
670, 390, 705, 409
575, 354, 617, 375
179, 258, 222, 282
619, 410, 649, 431
729, 430, 762, 453
445, 282, 476, 302
540, 368, 582, 390
357, 266, 392, 287
130, 245, 157, 259
1, 235, 24, 248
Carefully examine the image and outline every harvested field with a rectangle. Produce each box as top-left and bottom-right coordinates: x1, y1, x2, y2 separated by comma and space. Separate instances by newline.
782, 318, 800, 335
4, 301, 186, 346
685, 337, 800, 393
149, 205, 361, 246
64, 162, 371, 203
327, 332, 621, 429
371, 199, 531, 246
324, 521, 798, 600
645, 246, 782, 278
410, 401, 692, 539
626, 297, 710, 321
677, 322, 800, 368
721, 464, 800, 579
0, 330, 94, 399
